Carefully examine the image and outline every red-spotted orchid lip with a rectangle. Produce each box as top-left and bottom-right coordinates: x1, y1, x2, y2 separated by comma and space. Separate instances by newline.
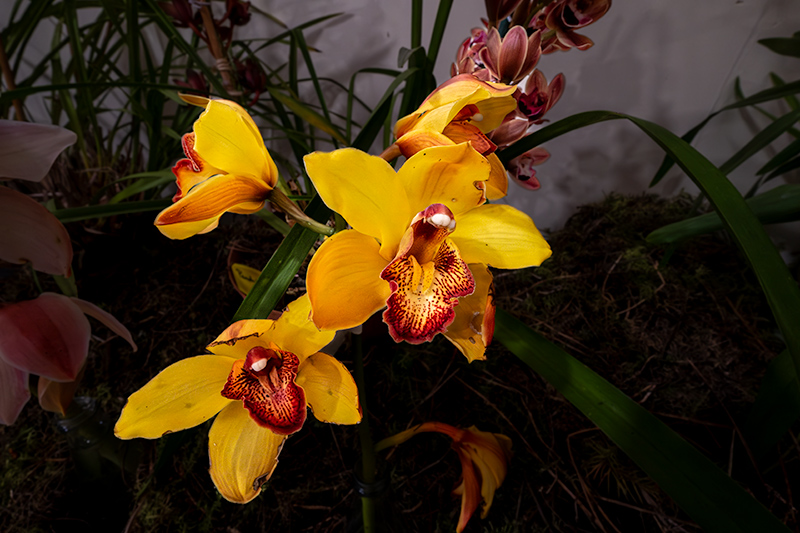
380, 204, 475, 344
221, 345, 307, 435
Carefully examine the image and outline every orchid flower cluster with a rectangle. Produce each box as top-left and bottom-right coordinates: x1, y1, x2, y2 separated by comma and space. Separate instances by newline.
112, 1, 611, 529
453, 0, 611, 190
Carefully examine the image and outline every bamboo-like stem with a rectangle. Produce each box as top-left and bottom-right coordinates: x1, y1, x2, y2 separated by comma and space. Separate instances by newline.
198, 5, 238, 94
0, 36, 26, 120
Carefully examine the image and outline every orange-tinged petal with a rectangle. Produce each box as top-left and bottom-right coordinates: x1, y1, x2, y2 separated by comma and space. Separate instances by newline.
0, 358, 29, 425
381, 206, 474, 344
0, 120, 76, 182
154, 174, 271, 240
444, 264, 494, 362
453, 446, 482, 533
307, 230, 390, 331
38, 363, 85, 416
452, 204, 551, 269
114, 355, 236, 439
0, 187, 72, 276
0, 293, 89, 382
221, 348, 306, 435
296, 352, 361, 425
208, 402, 286, 504
207, 319, 273, 359
69, 297, 137, 351
191, 98, 277, 186
304, 149, 411, 255
269, 295, 336, 360
395, 128, 454, 159
484, 153, 508, 200
171, 133, 225, 202
398, 143, 489, 220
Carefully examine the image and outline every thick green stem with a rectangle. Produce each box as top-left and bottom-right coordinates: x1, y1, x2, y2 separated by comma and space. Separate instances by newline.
267, 189, 334, 236
354, 333, 377, 531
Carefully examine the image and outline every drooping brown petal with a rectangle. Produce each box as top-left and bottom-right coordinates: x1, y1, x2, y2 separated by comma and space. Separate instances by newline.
221, 346, 307, 435
0, 187, 72, 276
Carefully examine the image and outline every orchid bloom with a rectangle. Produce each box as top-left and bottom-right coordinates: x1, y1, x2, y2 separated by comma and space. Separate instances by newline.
304, 144, 551, 362
393, 74, 518, 200
478, 26, 542, 85
114, 296, 361, 503
154, 95, 278, 240
508, 147, 551, 191
376, 422, 512, 533
0, 293, 137, 425
531, 0, 612, 53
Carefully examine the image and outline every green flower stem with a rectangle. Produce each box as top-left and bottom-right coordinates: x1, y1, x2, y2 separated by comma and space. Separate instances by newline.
267, 189, 334, 236
354, 332, 377, 532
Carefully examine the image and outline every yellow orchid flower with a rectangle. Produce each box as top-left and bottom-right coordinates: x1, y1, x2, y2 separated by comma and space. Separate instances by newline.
114, 296, 361, 503
304, 143, 551, 362
393, 74, 518, 200
154, 95, 279, 240
376, 422, 512, 533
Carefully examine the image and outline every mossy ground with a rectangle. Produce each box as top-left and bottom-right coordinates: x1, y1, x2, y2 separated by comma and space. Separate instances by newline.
1, 193, 796, 532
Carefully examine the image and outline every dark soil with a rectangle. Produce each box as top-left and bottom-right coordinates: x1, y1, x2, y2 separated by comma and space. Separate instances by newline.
1, 193, 795, 532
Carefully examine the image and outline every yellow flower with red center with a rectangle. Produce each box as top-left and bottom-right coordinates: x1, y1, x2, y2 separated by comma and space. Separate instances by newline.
393, 74, 518, 200
114, 296, 361, 503
304, 143, 551, 362
376, 422, 512, 533
154, 95, 279, 240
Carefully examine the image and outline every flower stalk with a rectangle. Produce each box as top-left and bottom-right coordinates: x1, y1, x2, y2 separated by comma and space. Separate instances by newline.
266, 188, 335, 236
353, 332, 377, 532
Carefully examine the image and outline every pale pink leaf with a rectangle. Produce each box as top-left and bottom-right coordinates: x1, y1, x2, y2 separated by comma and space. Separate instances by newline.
0, 358, 30, 425
70, 297, 138, 351
0, 187, 73, 276
0, 293, 90, 382
0, 120, 77, 182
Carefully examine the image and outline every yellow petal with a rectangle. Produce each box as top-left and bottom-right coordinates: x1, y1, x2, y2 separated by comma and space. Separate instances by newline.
395, 128, 454, 159
208, 402, 286, 503
206, 319, 274, 359
398, 143, 490, 219
474, 95, 518, 133
304, 149, 411, 256
269, 295, 336, 360
154, 174, 270, 240
451, 204, 551, 269
307, 230, 390, 330
114, 355, 235, 439
484, 153, 508, 200
192, 99, 278, 186
444, 264, 494, 363
296, 352, 361, 425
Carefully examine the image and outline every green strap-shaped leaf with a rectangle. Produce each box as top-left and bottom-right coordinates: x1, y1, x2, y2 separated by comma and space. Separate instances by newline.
53, 198, 171, 223
494, 309, 790, 533
745, 350, 800, 460
758, 36, 800, 58
268, 87, 347, 144
232, 196, 330, 321
647, 184, 800, 244
498, 111, 800, 387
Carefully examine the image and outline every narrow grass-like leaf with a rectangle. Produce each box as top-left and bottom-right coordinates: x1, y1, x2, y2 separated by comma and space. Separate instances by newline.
268, 88, 346, 144
718, 108, 800, 177
745, 350, 800, 460
254, 208, 291, 237
53, 199, 171, 223
758, 36, 800, 58
648, 80, 800, 186
108, 169, 175, 204
351, 68, 418, 151
232, 196, 330, 321
647, 184, 800, 243
426, 0, 454, 67
757, 137, 800, 176
495, 309, 790, 533
345, 68, 400, 142
499, 110, 800, 393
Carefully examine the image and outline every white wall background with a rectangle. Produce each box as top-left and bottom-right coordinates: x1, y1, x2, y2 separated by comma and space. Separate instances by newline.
4, 0, 800, 251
